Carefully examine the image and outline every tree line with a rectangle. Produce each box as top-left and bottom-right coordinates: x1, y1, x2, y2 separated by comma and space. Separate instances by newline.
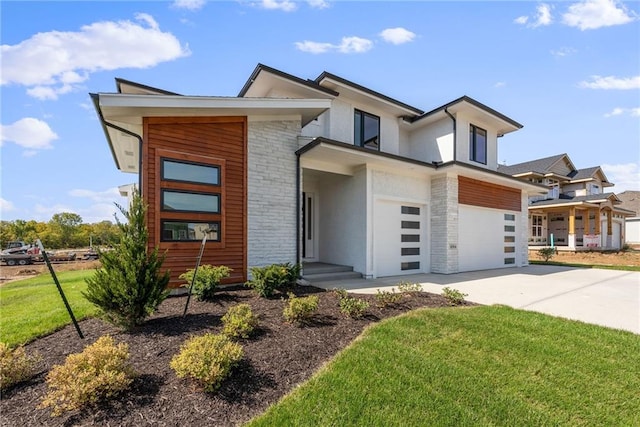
0, 213, 122, 250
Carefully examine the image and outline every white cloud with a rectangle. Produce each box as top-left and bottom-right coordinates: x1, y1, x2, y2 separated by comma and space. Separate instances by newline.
295, 36, 373, 54
0, 198, 16, 215
579, 75, 640, 89
516, 3, 553, 28
379, 27, 416, 45
494, 81, 507, 88
604, 107, 640, 117
172, 0, 206, 10
258, 0, 297, 12
338, 36, 373, 53
514, 16, 529, 25
0, 117, 58, 150
1, 14, 190, 99
294, 40, 334, 54
562, 0, 636, 30
69, 187, 122, 203
550, 47, 577, 57
602, 162, 640, 192
307, 0, 329, 9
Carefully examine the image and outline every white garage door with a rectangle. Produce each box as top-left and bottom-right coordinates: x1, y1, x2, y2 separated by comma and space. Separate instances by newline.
612, 222, 621, 249
375, 200, 426, 277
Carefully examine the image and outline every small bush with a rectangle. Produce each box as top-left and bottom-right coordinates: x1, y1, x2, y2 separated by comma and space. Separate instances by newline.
0, 342, 41, 391
339, 297, 370, 319
170, 333, 243, 392
283, 293, 319, 325
375, 288, 402, 308
331, 288, 348, 300
537, 247, 556, 262
246, 263, 300, 297
40, 335, 134, 416
180, 265, 232, 301
221, 304, 259, 339
442, 287, 468, 306
397, 281, 422, 295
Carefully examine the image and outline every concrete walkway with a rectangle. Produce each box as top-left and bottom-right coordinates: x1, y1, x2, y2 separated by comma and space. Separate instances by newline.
310, 265, 640, 335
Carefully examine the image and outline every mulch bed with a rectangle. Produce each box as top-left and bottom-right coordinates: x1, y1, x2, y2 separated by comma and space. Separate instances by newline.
0, 285, 471, 426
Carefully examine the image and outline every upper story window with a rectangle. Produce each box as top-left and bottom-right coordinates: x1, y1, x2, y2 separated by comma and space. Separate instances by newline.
589, 183, 600, 195
161, 158, 219, 185
469, 124, 487, 164
354, 109, 380, 151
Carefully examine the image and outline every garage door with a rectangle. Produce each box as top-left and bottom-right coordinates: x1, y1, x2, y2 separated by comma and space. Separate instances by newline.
375, 200, 426, 277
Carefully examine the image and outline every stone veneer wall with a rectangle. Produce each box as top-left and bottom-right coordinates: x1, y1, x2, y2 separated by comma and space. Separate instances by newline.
247, 120, 300, 268
430, 175, 459, 273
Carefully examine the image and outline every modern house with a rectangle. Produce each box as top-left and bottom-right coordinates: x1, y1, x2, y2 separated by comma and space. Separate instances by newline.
91, 63, 546, 287
498, 154, 634, 250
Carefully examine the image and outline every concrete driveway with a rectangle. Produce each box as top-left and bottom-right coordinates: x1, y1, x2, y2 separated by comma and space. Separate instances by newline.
310, 265, 640, 335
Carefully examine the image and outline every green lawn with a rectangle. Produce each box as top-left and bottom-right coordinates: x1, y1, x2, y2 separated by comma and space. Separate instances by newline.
247, 305, 640, 427
0, 270, 97, 347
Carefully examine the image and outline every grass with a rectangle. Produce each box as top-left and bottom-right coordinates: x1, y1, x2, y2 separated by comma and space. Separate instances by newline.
530, 260, 640, 272
0, 270, 97, 347
248, 305, 640, 426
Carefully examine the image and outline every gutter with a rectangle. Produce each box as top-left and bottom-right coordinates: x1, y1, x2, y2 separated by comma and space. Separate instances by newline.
295, 153, 301, 273
444, 107, 457, 162
90, 93, 144, 192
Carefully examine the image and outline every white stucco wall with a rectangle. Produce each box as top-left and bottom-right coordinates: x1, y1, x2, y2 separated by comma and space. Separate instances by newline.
406, 118, 454, 164
454, 113, 499, 171
247, 119, 300, 268
317, 168, 368, 274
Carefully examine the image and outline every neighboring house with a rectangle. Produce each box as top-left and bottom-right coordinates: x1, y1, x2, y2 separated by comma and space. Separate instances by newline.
498, 154, 634, 250
618, 191, 640, 245
91, 63, 546, 287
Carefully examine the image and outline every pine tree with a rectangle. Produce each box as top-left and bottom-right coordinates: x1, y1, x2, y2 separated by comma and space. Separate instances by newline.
83, 190, 170, 330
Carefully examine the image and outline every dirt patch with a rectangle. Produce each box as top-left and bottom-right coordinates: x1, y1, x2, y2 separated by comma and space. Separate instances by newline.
528, 249, 640, 267
0, 284, 467, 426
0, 260, 101, 285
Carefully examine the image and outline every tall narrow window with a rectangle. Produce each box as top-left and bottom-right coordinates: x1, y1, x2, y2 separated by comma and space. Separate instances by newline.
354, 109, 380, 150
469, 124, 487, 164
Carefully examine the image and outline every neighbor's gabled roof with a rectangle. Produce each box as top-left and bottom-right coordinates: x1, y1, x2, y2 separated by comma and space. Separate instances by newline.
497, 153, 571, 176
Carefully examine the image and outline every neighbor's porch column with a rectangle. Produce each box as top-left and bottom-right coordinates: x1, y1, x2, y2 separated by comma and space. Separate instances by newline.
595, 209, 602, 247
568, 207, 576, 249
606, 209, 613, 248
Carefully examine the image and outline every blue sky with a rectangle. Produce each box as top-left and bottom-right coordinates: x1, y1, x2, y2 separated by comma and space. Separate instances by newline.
1, 0, 639, 223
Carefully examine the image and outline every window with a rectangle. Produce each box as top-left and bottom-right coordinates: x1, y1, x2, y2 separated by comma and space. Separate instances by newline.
161, 158, 220, 185
354, 109, 380, 150
401, 206, 420, 215
401, 247, 420, 256
161, 221, 220, 242
469, 124, 487, 164
161, 190, 220, 213
401, 261, 420, 270
401, 221, 420, 229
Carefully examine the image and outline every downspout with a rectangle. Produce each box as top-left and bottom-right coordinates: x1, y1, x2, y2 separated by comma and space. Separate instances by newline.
444, 107, 456, 162
295, 153, 301, 273
92, 94, 144, 192
104, 121, 144, 192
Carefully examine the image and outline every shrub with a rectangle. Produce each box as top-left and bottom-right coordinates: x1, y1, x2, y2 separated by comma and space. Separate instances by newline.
40, 335, 134, 416
221, 304, 259, 339
245, 263, 300, 297
170, 333, 243, 392
180, 265, 232, 301
442, 287, 468, 306
283, 293, 319, 325
84, 190, 170, 330
331, 288, 348, 300
339, 296, 370, 319
375, 288, 402, 308
0, 342, 41, 391
397, 281, 422, 295
537, 246, 556, 262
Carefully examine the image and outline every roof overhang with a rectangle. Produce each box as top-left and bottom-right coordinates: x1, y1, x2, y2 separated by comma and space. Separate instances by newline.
406, 96, 523, 136
297, 138, 547, 195
92, 93, 331, 173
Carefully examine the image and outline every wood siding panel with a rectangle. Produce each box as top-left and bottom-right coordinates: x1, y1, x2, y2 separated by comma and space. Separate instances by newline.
143, 117, 247, 287
458, 176, 521, 212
